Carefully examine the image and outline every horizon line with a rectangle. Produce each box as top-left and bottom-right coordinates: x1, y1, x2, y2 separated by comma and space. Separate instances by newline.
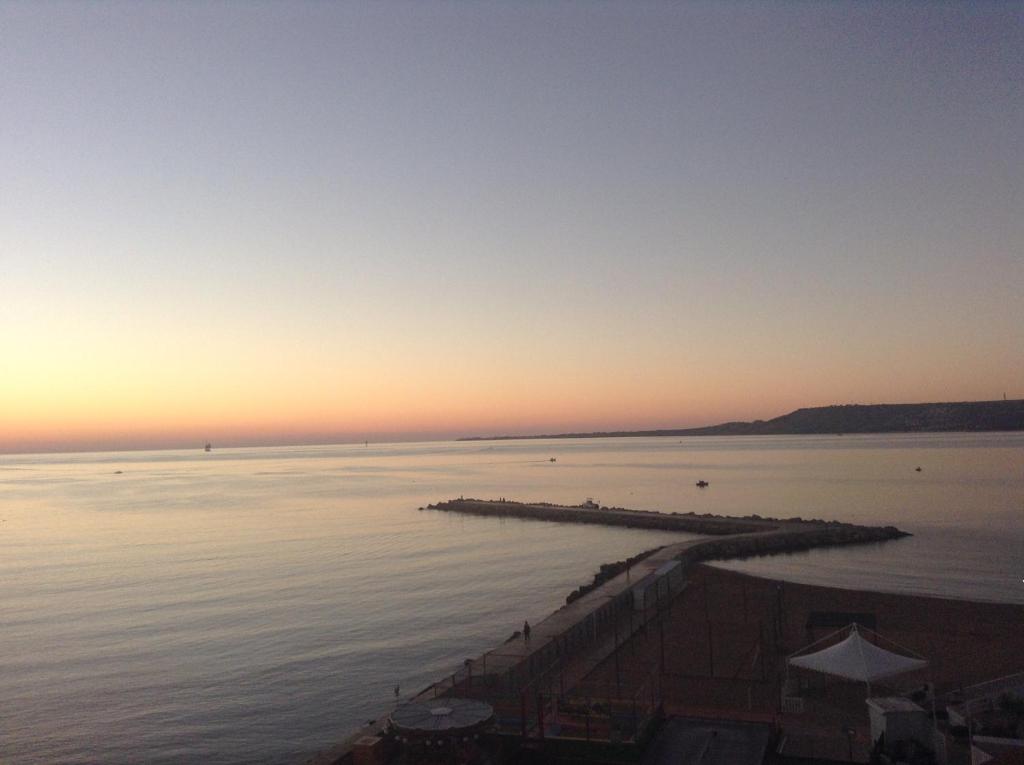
4, 397, 1021, 458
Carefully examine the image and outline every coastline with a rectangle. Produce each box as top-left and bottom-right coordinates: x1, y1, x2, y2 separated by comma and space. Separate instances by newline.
457, 399, 1024, 441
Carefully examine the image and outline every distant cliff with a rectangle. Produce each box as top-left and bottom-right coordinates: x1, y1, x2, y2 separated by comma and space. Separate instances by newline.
459, 399, 1024, 441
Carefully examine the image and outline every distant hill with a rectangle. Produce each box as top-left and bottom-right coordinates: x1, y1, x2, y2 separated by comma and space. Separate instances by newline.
459, 399, 1024, 441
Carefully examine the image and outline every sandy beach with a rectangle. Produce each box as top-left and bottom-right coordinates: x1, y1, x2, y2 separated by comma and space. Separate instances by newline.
575, 563, 1024, 761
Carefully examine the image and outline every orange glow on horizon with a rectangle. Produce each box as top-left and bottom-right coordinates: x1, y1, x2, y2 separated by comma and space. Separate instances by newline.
4, 289, 1017, 453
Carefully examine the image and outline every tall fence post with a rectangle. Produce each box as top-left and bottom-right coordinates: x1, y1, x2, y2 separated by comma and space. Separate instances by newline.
707, 620, 715, 677
614, 614, 622, 700
656, 582, 665, 673
622, 606, 630, 655
703, 576, 710, 622
760, 621, 767, 682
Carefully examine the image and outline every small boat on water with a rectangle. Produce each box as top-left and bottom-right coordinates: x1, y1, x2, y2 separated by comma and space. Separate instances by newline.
204, 443, 212, 452
695, 480, 709, 488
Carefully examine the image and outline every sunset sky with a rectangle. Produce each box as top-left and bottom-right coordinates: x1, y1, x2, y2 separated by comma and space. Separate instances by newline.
2, 1, 1022, 453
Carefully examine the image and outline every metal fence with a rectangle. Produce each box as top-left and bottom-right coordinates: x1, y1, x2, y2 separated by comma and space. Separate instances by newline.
412, 571, 684, 747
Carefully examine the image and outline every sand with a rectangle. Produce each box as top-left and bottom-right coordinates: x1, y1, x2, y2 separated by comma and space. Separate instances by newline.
574, 563, 1024, 761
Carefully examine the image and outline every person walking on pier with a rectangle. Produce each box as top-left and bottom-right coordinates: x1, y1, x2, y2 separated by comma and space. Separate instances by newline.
523, 620, 531, 643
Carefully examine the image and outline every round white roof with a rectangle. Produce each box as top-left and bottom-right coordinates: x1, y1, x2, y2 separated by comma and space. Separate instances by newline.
390, 698, 494, 733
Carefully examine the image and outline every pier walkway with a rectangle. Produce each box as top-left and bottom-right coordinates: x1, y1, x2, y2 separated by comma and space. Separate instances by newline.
310, 500, 910, 763
409, 501, 906, 739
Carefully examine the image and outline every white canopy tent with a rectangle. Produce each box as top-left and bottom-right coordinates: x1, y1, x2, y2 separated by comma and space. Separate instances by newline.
787, 624, 927, 695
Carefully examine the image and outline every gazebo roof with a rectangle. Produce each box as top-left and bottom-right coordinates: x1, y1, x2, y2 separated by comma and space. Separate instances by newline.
788, 625, 927, 683
390, 698, 493, 735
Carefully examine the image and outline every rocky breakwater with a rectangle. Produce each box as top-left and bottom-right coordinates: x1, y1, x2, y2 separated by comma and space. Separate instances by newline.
425, 499, 910, 560
424, 498, 772, 534
676, 522, 910, 565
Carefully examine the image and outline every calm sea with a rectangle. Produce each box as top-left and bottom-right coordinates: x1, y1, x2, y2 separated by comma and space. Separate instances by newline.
1, 433, 1021, 763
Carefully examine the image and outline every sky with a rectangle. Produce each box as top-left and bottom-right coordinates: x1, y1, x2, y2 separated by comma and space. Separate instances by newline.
2, 1, 1022, 453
